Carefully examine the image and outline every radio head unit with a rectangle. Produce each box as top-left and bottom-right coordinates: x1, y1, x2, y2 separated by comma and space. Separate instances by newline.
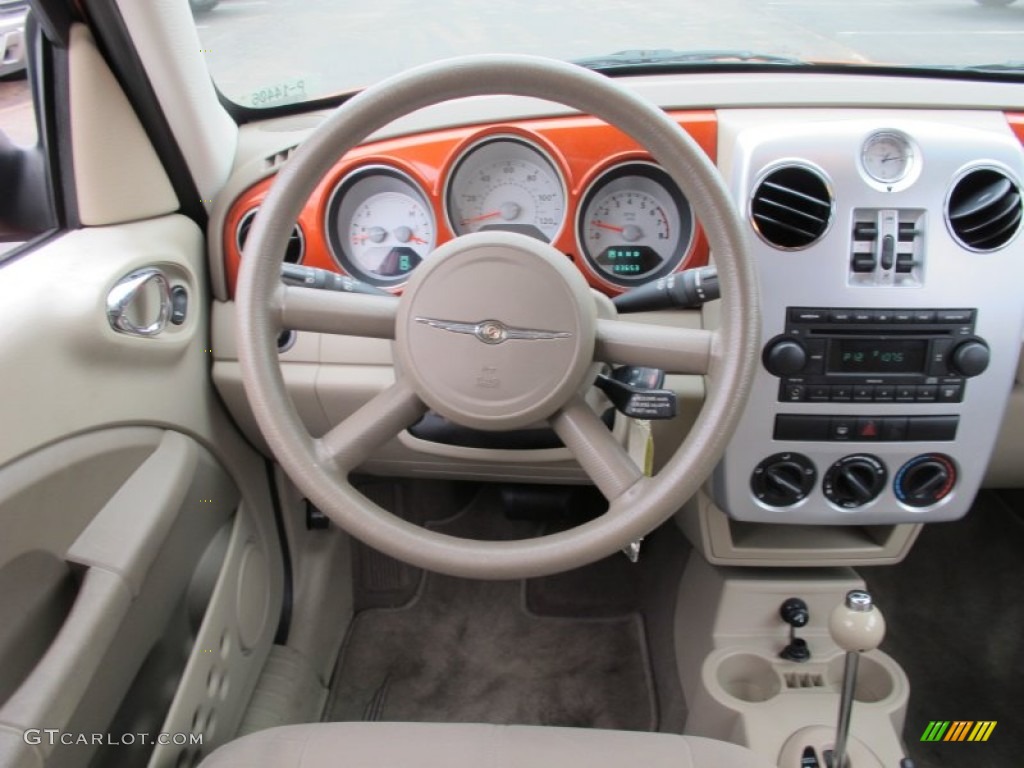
762, 308, 989, 405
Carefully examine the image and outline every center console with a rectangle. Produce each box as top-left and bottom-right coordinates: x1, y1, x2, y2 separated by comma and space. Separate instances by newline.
712, 110, 1024, 525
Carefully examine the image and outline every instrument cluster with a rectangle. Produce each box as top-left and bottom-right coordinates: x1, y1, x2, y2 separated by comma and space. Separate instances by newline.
223, 113, 716, 296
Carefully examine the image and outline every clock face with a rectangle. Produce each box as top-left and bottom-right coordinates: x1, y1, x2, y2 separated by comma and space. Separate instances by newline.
861, 131, 914, 184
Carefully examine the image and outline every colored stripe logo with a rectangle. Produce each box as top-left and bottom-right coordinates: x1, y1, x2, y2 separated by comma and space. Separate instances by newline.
920, 721, 996, 742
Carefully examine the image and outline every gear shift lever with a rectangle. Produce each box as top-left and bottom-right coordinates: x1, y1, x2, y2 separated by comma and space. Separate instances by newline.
826, 590, 886, 768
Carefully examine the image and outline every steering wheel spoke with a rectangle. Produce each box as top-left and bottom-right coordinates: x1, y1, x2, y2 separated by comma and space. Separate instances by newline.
550, 395, 644, 501
277, 284, 399, 338
315, 379, 427, 473
594, 318, 715, 375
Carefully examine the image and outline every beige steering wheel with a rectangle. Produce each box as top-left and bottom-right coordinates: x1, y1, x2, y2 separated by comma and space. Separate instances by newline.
236, 55, 759, 579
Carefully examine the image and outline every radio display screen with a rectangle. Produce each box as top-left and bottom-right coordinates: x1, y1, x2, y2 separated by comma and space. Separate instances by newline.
827, 339, 928, 374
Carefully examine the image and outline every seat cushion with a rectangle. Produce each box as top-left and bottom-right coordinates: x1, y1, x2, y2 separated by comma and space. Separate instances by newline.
198, 722, 776, 768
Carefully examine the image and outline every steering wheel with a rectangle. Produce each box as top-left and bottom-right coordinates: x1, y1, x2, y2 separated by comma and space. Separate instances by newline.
236, 55, 759, 580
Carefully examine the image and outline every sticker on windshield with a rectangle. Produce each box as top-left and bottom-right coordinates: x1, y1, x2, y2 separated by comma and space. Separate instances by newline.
249, 78, 312, 108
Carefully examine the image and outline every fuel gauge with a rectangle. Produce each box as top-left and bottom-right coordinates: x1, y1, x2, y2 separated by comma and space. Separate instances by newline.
326, 166, 435, 285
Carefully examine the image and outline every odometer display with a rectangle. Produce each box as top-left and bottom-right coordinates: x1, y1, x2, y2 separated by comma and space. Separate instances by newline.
594, 245, 662, 276
577, 162, 693, 286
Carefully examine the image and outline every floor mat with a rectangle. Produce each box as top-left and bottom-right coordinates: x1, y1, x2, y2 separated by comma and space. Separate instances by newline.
325, 576, 656, 729
861, 490, 1024, 768
324, 487, 658, 731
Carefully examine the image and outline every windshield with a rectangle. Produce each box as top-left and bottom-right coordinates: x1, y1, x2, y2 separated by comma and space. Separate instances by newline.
194, 0, 1024, 109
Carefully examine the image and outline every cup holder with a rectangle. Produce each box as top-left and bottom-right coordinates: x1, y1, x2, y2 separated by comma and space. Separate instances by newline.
826, 654, 895, 703
716, 652, 782, 703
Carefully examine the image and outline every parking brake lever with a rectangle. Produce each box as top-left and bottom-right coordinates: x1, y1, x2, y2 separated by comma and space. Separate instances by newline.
281, 263, 391, 295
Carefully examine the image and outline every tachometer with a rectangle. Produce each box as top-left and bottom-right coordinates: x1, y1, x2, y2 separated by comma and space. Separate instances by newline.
446, 136, 566, 242
577, 162, 693, 286
325, 166, 435, 285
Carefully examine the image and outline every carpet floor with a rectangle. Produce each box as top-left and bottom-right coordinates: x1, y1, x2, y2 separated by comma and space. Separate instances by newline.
325, 487, 658, 730
861, 490, 1024, 768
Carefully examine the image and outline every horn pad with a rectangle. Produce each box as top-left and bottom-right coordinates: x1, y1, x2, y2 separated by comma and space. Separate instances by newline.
395, 232, 597, 431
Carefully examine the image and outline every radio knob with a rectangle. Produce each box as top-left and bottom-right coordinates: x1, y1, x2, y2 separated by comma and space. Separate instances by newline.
949, 340, 990, 378
764, 338, 808, 377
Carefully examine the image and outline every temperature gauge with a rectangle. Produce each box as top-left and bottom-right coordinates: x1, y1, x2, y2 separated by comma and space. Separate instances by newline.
326, 166, 435, 285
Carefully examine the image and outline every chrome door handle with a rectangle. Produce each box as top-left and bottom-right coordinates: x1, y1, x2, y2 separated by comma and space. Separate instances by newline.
106, 268, 172, 336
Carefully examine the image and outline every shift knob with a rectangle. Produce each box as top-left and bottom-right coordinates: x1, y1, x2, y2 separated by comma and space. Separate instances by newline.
829, 590, 886, 652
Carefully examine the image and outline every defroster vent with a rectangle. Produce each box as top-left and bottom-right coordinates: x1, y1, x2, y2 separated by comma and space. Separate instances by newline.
751, 164, 833, 249
946, 167, 1022, 252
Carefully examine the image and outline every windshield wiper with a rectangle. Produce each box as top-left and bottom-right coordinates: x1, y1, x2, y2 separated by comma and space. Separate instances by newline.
960, 60, 1024, 73
574, 48, 805, 73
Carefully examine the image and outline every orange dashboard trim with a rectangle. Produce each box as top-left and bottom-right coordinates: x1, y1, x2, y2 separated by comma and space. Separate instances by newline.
224, 111, 717, 298
1007, 113, 1024, 147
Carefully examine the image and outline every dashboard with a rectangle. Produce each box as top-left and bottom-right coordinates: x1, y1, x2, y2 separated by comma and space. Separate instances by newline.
221, 113, 715, 297
211, 72, 1024, 533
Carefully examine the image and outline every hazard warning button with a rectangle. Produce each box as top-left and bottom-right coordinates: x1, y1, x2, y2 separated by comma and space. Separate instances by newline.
856, 417, 882, 440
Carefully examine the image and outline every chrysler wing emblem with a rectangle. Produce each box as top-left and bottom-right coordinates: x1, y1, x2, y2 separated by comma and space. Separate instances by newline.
415, 317, 572, 345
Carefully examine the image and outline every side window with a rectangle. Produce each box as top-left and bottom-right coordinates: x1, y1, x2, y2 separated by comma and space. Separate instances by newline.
0, 5, 58, 260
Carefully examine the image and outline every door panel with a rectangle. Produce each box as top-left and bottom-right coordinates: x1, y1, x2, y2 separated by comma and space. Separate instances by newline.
0, 216, 283, 768
0, 15, 283, 765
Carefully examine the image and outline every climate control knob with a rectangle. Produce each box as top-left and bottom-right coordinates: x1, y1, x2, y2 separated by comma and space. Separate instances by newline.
763, 338, 808, 377
823, 455, 887, 509
950, 340, 990, 378
894, 454, 957, 507
751, 453, 817, 508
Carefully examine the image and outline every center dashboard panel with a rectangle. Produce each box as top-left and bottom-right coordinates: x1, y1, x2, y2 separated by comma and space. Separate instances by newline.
712, 109, 1024, 526
221, 112, 716, 297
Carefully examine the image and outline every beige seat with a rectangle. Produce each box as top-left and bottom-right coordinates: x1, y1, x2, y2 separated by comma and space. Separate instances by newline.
199, 722, 776, 768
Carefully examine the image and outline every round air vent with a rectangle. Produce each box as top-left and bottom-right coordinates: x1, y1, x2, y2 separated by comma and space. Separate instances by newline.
236, 209, 305, 264
750, 165, 833, 249
946, 167, 1022, 252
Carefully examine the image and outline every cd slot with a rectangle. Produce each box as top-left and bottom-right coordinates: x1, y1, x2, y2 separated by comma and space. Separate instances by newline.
808, 328, 951, 336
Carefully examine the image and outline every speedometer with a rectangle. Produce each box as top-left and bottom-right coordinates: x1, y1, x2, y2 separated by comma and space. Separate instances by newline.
446, 136, 566, 242
325, 166, 435, 286
577, 162, 693, 286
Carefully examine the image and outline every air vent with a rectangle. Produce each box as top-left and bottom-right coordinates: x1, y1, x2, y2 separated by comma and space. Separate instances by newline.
263, 144, 298, 171
235, 209, 304, 264
947, 168, 1022, 252
751, 165, 833, 249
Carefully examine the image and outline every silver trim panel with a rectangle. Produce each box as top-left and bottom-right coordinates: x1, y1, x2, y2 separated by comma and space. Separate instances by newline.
713, 109, 1024, 525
